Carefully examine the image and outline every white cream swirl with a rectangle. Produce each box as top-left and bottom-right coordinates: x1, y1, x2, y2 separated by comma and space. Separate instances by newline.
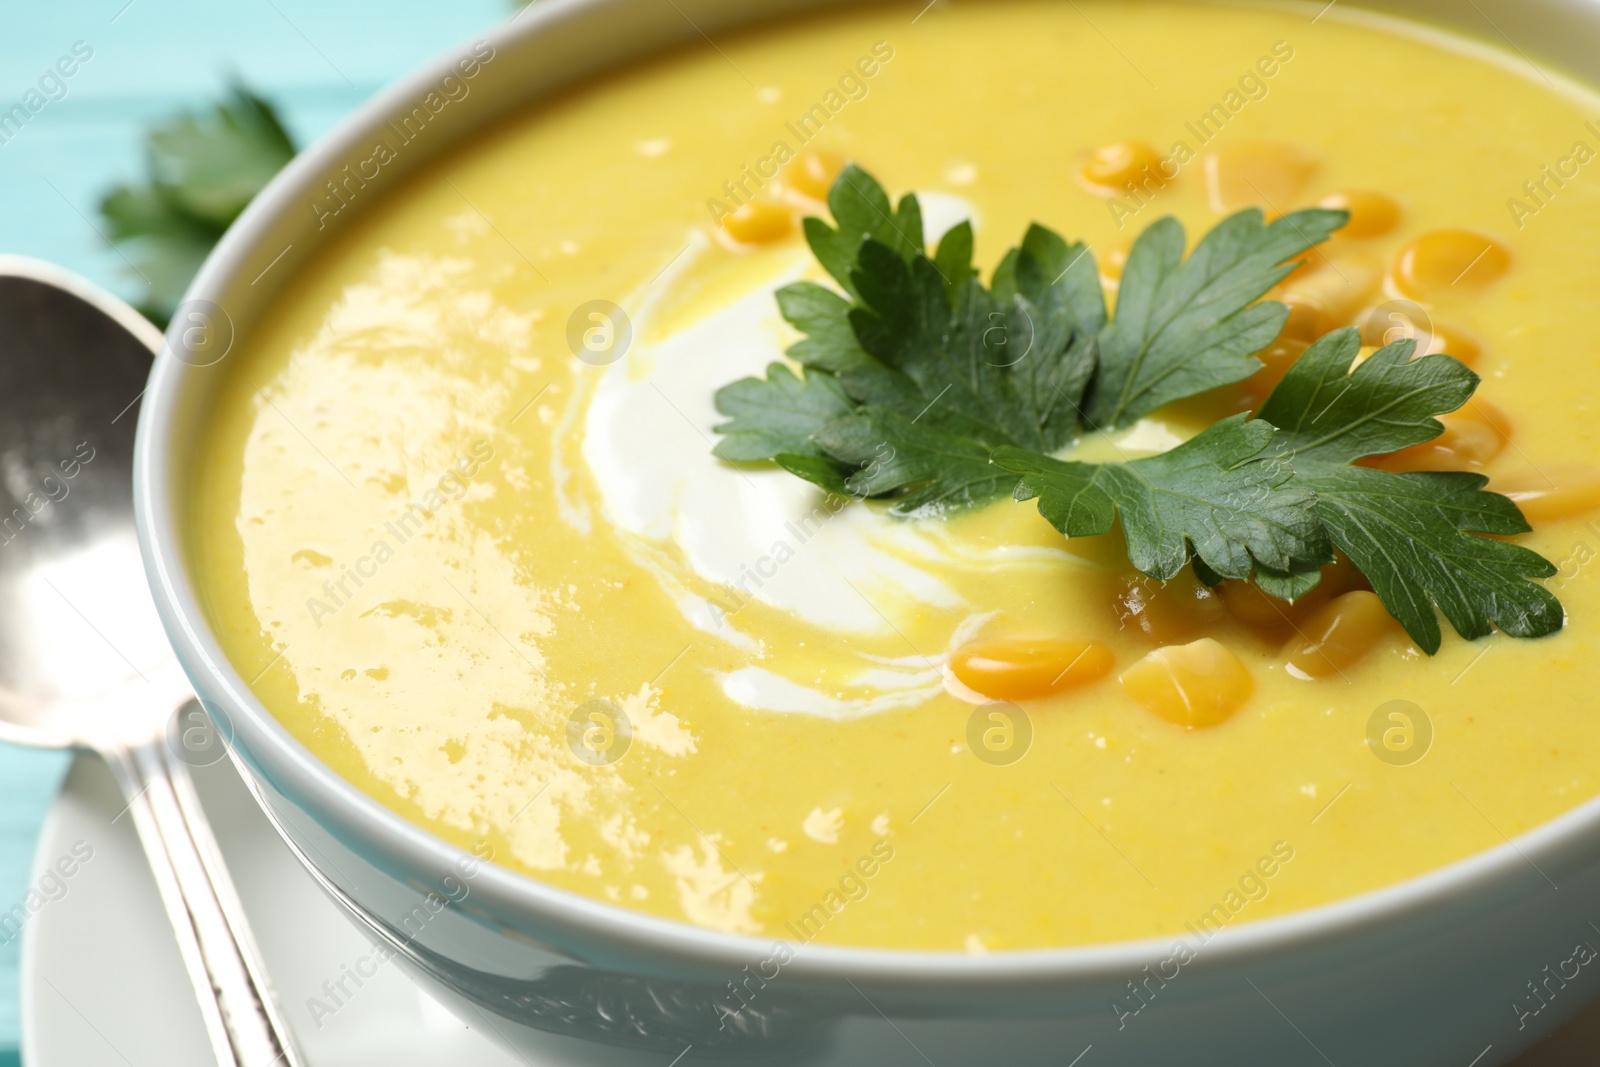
575, 194, 1056, 718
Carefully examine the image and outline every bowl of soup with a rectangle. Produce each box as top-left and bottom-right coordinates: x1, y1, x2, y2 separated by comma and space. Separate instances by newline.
135, 0, 1600, 1062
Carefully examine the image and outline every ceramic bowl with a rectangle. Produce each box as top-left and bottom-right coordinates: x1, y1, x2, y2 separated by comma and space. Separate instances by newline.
133, 1, 1600, 1062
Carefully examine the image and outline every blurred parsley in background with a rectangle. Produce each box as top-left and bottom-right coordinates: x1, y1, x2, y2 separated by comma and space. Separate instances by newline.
99, 85, 296, 327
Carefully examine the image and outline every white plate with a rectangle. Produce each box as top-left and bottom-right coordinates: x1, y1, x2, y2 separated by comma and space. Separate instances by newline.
19, 752, 524, 1066
18, 751, 1600, 1065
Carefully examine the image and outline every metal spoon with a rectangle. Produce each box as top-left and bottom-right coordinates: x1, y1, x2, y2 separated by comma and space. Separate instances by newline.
0, 256, 302, 1067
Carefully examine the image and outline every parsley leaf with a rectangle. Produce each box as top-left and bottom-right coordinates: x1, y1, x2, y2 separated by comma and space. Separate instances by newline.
773, 283, 874, 374
846, 238, 1093, 454
1291, 466, 1560, 653
819, 407, 1016, 512
804, 163, 926, 300
100, 83, 296, 326
712, 166, 1097, 513
1257, 328, 1562, 652
1254, 327, 1479, 463
993, 414, 1327, 581
711, 362, 852, 462
97, 184, 217, 327
144, 85, 296, 226
1088, 207, 1346, 430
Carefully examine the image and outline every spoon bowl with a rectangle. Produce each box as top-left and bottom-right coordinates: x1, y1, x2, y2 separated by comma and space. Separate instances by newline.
0, 257, 177, 742
0, 256, 301, 1067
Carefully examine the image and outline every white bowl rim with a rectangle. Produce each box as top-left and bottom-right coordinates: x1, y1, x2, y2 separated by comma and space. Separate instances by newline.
132, 0, 1600, 990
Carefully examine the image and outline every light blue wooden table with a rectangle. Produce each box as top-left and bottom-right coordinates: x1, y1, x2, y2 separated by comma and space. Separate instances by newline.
0, 1, 508, 1057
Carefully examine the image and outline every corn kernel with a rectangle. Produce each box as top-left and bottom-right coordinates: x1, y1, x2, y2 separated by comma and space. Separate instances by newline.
1283, 591, 1396, 677
949, 638, 1114, 702
1323, 551, 1370, 596
1217, 552, 1367, 629
1359, 301, 1427, 349
1496, 466, 1600, 523
1081, 141, 1166, 195
1106, 572, 1227, 643
1121, 639, 1253, 727
1421, 322, 1483, 364
1217, 574, 1330, 629
1367, 399, 1511, 472
721, 201, 796, 245
1218, 578, 1299, 629
1360, 312, 1484, 366
1277, 299, 1329, 343
1241, 338, 1309, 405
1278, 253, 1384, 329
1317, 190, 1402, 238
1204, 140, 1317, 213
783, 150, 846, 202
1393, 230, 1512, 299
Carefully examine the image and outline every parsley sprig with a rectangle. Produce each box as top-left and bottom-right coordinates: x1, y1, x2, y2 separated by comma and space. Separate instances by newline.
100, 84, 296, 327
1254, 330, 1561, 652
711, 165, 1562, 653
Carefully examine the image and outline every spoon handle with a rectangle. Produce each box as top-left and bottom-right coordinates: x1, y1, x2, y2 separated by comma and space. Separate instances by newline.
104, 739, 304, 1067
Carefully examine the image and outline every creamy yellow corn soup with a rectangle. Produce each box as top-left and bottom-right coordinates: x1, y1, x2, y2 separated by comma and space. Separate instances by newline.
190, 1, 1600, 949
